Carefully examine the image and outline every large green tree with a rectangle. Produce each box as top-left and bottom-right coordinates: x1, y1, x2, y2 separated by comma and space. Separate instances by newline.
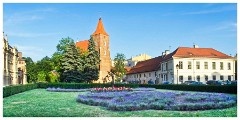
60, 44, 84, 82
84, 37, 100, 83
113, 53, 126, 82
56, 37, 75, 54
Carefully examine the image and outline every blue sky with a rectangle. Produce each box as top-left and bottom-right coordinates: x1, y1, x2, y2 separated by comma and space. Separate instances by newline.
3, 3, 237, 62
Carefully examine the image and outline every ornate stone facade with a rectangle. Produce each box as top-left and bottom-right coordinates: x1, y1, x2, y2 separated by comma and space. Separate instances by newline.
3, 33, 27, 86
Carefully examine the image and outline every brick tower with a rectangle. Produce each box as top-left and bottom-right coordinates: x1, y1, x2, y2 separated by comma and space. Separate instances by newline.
91, 18, 111, 83
76, 18, 111, 83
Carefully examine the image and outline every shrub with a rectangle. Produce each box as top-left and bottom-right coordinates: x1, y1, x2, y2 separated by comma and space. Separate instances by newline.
37, 82, 139, 89
139, 84, 237, 94
3, 84, 38, 98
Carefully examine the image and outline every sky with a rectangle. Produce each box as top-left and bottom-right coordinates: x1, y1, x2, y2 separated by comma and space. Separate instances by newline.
3, 3, 237, 62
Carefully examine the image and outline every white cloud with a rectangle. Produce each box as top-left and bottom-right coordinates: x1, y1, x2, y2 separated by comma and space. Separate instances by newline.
4, 7, 56, 25
213, 22, 237, 31
7, 32, 59, 37
13, 44, 47, 61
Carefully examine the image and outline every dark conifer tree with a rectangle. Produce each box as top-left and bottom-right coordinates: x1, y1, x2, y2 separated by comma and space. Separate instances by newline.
60, 43, 84, 82
84, 37, 100, 83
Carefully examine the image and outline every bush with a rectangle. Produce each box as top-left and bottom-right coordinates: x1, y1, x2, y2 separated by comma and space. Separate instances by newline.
37, 82, 139, 89
139, 84, 237, 94
3, 84, 38, 98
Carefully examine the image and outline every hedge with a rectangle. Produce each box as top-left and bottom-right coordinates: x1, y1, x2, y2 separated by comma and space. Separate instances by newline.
3, 83, 237, 98
139, 84, 237, 94
37, 82, 139, 89
3, 84, 38, 97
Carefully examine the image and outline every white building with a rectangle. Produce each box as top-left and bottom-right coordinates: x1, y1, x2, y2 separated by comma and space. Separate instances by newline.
126, 45, 236, 84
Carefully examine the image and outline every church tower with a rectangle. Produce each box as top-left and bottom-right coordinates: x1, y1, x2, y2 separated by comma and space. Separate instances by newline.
91, 18, 111, 83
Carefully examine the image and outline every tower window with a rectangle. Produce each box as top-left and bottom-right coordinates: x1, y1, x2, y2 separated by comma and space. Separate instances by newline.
104, 50, 106, 56
104, 41, 106, 46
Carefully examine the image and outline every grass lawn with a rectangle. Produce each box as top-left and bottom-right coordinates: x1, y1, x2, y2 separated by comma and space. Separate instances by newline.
3, 89, 237, 117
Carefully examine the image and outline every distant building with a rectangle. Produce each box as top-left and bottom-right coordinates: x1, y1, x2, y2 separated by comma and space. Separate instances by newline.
17, 52, 27, 85
125, 54, 152, 67
3, 33, 27, 86
126, 45, 236, 84
76, 18, 111, 83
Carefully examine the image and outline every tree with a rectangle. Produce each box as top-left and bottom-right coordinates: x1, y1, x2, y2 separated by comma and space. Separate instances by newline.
84, 37, 100, 83
113, 53, 126, 82
22, 57, 42, 83
60, 44, 84, 82
48, 71, 60, 83
56, 37, 75, 54
37, 71, 47, 82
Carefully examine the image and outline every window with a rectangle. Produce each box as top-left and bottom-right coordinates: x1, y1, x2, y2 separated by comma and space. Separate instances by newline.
179, 61, 183, 69
228, 75, 231, 81
205, 75, 208, 81
166, 63, 168, 70
179, 76, 183, 82
228, 63, 231, 70
104, 41, 106, 46
196, 61, 200, 69
213, 75, 216, 80
188, 61, 192, 69
212, 62, 216, 70
220, 75, 224, 80
104, 50, 106, 56
220, 62, 223, 70
155, 72, 157, 77
140, 74, 141, 78
197, 75, 200, 81
161, 64, 164, 71
149, 73, 151, 77
188, 76, 192, 80
144, 74, 146, 77
137, 74, 138, 78
204, 62, 208, 69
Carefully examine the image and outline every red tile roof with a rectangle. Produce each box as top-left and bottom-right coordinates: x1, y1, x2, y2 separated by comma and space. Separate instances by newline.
127, 47, 232, 75
173, 47, 232, 59
76, 40, 89, 51
92, 18, 109, 36
127, 56, 163, 74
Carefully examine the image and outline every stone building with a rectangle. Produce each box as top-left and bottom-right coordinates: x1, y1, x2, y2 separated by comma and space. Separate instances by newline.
126, 45, 236, 84
76, 18, 111, 83
2, 33, 27, 86
17, 52, 27, 85
125, 53, 152, 67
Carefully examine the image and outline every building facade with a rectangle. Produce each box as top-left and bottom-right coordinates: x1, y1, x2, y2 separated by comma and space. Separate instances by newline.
76, 18, 111, 83
3, 33, 27, 86
125, 54, 152, 67
126, 45, 236, 84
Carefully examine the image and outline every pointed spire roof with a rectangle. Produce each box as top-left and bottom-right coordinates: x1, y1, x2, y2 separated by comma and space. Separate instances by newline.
92, 18, 109, 36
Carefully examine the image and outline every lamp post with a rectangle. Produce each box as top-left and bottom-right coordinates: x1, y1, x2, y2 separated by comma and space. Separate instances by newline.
176, 64, 179, 84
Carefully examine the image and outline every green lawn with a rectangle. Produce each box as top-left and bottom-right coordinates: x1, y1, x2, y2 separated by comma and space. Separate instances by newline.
3, 89, 237, 117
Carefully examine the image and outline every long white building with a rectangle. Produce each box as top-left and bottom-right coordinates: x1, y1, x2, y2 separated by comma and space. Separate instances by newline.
126, 45, 236, 84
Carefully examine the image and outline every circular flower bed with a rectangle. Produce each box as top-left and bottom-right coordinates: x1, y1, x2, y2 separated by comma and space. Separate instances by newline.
76, 91, 237, 111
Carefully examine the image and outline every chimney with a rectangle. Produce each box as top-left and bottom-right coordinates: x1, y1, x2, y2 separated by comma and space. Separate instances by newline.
162, 52, 165, 56
18, 52, 22, 59
165, 50, 170, 55
193, 44, 199, 48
